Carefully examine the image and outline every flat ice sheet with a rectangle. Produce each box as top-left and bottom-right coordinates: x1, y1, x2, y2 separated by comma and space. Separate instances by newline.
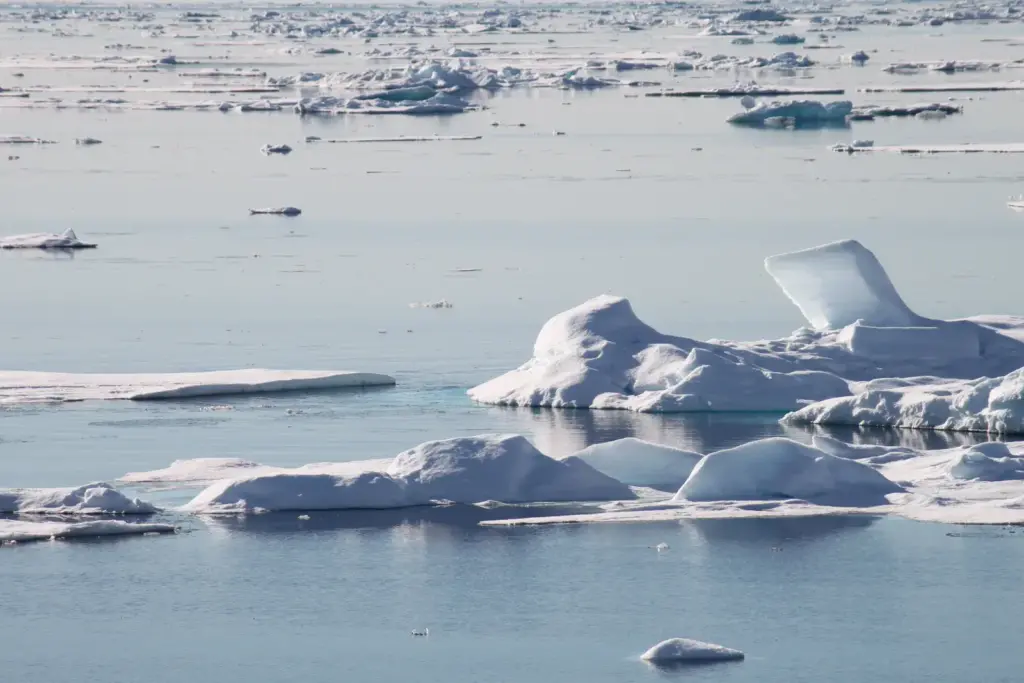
0, 369, 396, 404
0, 519, 175, 543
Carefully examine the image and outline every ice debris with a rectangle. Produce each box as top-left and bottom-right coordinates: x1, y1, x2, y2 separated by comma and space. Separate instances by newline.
0, 228, 96, 250
249, 207, 301, 216
642, 638, 745, 664
260, 143, 292, 155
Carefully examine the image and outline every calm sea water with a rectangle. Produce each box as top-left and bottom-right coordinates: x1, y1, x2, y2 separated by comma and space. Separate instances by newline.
3, 4, 1024, 681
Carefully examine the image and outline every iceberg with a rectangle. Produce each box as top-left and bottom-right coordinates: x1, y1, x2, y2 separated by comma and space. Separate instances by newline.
0, 228, 96, 249
641, 638, 745, 664
0, 369, 396, 404
674, 438, 902, 505
947, 443, 1024, 481
0, 519, 174, 543
568, 438, 701, 490
183, 434, 634, 514
0, 482, 157, 514
728, 99, 853, 126
470, 240, 1024, 413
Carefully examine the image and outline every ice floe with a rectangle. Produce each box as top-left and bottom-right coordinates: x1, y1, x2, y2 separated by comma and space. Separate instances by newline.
728, 99, 853, 126
182, 434, 634, 513
249, 206, 301, 216
0, 519, 175, 544
641, 638, 745, 664
260, 143, 292, 155
568, 438, 701, 491
0, 482, 157, 514
834, 142, 1024, 155
470, 239, 1024, 413
0, 228, 96, 250
0, 369, 396, 404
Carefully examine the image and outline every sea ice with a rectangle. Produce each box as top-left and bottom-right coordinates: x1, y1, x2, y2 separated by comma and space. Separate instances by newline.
641, 638, 745, 664
0, 482, 157, 514
947, 443, 1024, 481
260, 143, 292, 155
727, 99, 853, 126
470, 240, 1024, 413
0, 228, 96, 249
0, 369, 396, 404
674, 438, 902, 505
183, 434, 634, 514
568, 438, 701, 490
249, 207, 301, 216
0, 519, 174, 543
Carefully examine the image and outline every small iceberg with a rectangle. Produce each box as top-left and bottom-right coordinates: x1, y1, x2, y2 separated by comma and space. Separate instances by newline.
249, 206, 301, 216
641, 638, 745, 664
728, 99, 853, 126
0, 228, 96, 250
260, 143, 292, 155
0, 482, 157, 514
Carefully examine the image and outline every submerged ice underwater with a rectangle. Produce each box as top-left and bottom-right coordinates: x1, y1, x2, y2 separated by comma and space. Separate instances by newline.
6, 0, 1024, 680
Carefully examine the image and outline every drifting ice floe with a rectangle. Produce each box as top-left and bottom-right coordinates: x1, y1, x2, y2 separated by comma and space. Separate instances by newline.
0, 228, 96, 250
0, 519, 175, 544
728, 99, 853, 126
642, 638, 745, 664
120, 457, 394, 488
469, 239, 1024, 413
0, 482, 156, 514
182, 434, 633, 513
249, 207, 301, 216
260, 143, 292, 155
0, 369, 396, 404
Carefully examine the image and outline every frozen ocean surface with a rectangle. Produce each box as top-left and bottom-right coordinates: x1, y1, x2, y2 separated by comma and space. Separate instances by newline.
5, 0, 1024, 680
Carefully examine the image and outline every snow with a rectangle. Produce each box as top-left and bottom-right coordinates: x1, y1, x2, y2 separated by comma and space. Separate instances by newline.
0, 228, 96, 249
764, 239, 924, 329
675, 438, 902, 505
0, 519, 174, 543
641, 638, 745, 664
471, 239, 1024, 414
727, 99, 852, 126
783, 368, 1024, 434
183, 434, 634, 514
0, 482, 157, 514
0, 369, 396, 404
567, 438, 701, 491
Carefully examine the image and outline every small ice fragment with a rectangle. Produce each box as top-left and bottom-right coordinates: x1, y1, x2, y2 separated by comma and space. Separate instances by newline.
75, 137, 102, 145
409, 300, 453, 309
249, 207, 301, 216
655, 542, 669, 552
641, 638, 744, 664
298, 514, 310, 520
411, 628, 429, 637
261, 144, 292, 155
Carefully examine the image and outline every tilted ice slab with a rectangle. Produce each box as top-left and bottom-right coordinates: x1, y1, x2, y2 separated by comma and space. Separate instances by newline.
0, 228, 96, 250
0, 369, 396, 404
470, 240, 1024, 414
0, 519, 174, 544
784, 368, 1024, 434
182, 434, 634, 514
481, 438, 1024, 526
0, 482, 156, 515
642, 638, 745, 664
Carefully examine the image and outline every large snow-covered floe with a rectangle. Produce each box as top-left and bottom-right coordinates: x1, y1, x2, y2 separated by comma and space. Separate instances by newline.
641, 638, 745, 664
0, 482, 156, 514
0, 228, 96, 250
0, 519, 174, 543
182, 434, 634, 514
469, 240, 1024, 414
0, 369, 396, 404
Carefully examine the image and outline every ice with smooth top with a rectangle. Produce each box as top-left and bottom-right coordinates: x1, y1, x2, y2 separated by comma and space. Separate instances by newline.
0, 519, 174, 543
0, 482, 157, 514
728, 99, 853, 126
641, 638, 745, 664
470, 240, 1024, 413
568, 438, 701, 490
182, 434, 634, 514
0, 369, 396, 404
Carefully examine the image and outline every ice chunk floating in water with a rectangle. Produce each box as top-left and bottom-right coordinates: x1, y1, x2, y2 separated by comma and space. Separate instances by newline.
0, 369, 396, 404
0, 519, 174, 544
641, 638, 744, 664
470, 240, 1024, 413
0, 482, 156, 514
0, 228, 96, 249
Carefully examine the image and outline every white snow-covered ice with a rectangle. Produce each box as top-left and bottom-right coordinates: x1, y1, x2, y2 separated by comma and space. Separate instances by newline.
641, 638, 745, 664
0, 519, 174, 543
568, 438, 701, 490
0, 228, 96, 249
728, 99, 852, 126
0, 482, 157, 514
0, 369, 396, 404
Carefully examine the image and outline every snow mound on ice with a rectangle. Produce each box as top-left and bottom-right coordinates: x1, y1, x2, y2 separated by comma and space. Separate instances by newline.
0, 482, 156, 514
765, 239, 922, 330
388, 434, 634, 503
470, 241, 1024, 413
0, 228, 96, 250
568, 438, 702, 490
0, 369, 396, 404
0, 519, 174, 543
783, 368, 1024, 434
641, 638, 745, 663
674, 438, 902, 504
727, 99, 852, 126
183, 434, 634, 513
119, 458, 271, 486
810, 434, 918, 464
947, 442, 1024, 481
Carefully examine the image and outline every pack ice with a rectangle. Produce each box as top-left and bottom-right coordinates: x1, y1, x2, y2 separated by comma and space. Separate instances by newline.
470, 240, 1024, 413
182, 434, 634, 514
0, 369, 396, 404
